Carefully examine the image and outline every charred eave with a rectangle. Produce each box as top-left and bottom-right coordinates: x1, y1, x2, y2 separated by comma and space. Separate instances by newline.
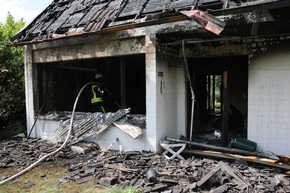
11, 0, 290, 46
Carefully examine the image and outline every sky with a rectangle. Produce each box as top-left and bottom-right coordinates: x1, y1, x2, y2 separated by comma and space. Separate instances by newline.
0, 0, 52, 23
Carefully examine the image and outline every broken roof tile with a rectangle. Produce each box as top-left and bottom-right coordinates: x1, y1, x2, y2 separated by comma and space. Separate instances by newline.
2, 138, 290, 192
10, 0, 290, 45
9, 0, 226, 44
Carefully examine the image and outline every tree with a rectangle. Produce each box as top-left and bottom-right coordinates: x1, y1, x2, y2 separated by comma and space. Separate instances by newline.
0, 12, 26, 138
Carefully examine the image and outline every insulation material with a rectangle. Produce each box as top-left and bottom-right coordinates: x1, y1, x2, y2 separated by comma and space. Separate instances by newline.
113, 118, 143, 139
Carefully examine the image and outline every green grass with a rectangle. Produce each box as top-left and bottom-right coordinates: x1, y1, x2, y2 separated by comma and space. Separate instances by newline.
0, 166, 142, 193
100, 186, 142, 193
0, 166, 99, 193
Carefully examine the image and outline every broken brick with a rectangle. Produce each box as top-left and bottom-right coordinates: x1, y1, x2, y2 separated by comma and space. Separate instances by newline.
75, 176, 94, 184
151, 183, 168, 191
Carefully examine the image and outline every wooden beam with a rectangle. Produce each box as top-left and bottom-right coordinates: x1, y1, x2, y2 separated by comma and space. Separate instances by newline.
212, 75, 215, 112
222, 71, 229, 146
120, 59, 126, 108
165, 137, 271, 158
207, 75, 211, 110
183, 149, 290, 171
48, 64, 98, 72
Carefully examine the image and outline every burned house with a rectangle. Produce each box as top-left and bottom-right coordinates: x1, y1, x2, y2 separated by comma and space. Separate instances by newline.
11, 0, 290, 155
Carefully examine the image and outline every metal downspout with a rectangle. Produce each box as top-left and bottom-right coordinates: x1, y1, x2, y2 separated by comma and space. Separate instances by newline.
182, 40, 195, 141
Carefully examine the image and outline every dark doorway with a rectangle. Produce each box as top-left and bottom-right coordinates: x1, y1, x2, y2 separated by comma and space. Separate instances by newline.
187, 56, 248, 146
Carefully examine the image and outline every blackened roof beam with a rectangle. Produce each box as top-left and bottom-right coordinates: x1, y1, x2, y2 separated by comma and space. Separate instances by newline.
209, 0, 290, 16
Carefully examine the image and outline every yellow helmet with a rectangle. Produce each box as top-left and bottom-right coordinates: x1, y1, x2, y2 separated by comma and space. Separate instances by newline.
95, 73, 103, 79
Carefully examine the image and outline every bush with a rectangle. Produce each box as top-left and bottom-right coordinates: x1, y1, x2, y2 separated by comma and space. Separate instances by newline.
0, 13, 26, 138
215, 102, 221, 109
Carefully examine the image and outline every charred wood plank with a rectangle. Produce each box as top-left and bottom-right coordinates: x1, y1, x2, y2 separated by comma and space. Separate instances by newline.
183, 149, 290, 172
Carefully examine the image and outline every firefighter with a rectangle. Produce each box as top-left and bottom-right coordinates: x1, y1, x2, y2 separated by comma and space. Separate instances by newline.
91, 73, 106, 113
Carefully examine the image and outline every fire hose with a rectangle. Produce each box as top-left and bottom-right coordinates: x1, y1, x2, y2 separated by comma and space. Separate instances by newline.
0, 82, 94, 186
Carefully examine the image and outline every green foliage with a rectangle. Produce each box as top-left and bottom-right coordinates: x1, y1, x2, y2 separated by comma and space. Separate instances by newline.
215, 92, 220, 102
123, 187, 142, 193
215, 75, 221, 88
214, 75, 221, 109
0, 12, 26, 138
215, 101, 221, 109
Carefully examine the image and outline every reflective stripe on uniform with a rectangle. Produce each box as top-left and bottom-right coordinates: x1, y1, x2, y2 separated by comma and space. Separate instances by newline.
91, 97, 103, 103
91, 84, 103, 104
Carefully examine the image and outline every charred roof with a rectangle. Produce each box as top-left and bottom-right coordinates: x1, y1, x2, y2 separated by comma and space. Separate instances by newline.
11, 0, 290, 45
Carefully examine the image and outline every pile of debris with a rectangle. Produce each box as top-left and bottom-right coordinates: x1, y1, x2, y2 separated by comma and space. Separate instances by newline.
0, 138, 74, 168
45, 109, 144, 145
61, 148, 290, 192
1, 138, 290, 192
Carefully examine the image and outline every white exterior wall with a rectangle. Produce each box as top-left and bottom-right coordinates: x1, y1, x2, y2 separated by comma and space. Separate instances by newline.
35, 119, 61, 140
24, 46, 37, 138
248, 47, 290, 155
155, 54, 187, 149
145, 35, 187, 152
94, 127, 149, 151
145, 35, 158, 151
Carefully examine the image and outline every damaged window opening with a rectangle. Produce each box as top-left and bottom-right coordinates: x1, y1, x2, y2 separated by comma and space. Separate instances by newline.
36, 55, 146, 117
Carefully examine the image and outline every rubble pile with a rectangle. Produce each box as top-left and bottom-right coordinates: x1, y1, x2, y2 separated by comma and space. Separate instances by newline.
61, 149, 290, 192
54, 109, 131, 146
0, 138, 71, 168
0, 139, 55, 168
0, 138, 290, 192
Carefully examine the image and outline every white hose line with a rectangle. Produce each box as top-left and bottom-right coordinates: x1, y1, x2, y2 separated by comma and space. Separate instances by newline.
0, 82, 93, 186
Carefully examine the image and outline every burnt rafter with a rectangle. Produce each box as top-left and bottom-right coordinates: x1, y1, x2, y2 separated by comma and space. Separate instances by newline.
10, 0, 290, 45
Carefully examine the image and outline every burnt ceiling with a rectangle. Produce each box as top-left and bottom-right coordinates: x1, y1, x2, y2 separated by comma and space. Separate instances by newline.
10, 0, 290, 45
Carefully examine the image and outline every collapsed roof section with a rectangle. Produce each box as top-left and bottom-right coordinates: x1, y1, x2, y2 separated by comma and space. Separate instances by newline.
11, 0, 290, 45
